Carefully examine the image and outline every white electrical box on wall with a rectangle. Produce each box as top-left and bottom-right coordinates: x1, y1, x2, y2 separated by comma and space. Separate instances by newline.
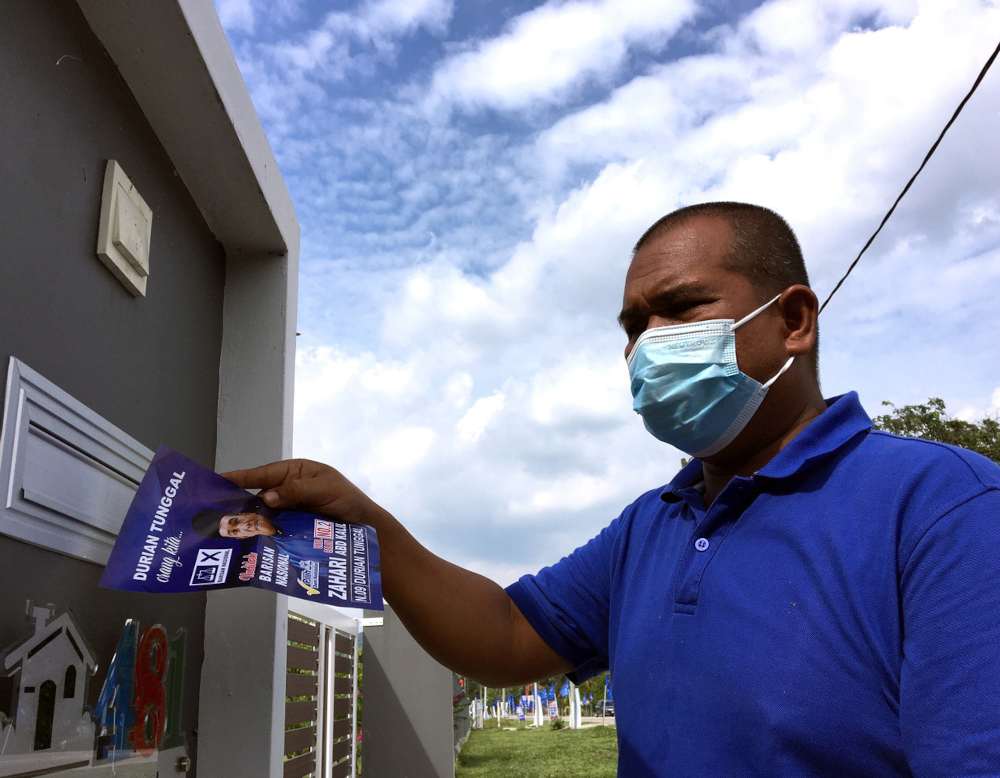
96, 159, 153, 296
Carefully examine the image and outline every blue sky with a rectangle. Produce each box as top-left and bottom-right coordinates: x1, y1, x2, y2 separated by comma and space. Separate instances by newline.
213, 0, 1000, 585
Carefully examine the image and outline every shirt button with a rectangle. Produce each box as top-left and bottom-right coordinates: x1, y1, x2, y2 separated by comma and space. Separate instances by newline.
694, 537, 710, 552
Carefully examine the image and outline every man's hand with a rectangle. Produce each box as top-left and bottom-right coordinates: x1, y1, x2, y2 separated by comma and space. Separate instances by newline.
223, 459, 380, 526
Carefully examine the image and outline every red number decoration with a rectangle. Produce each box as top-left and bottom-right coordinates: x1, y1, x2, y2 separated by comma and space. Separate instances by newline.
131, 624, 168, 755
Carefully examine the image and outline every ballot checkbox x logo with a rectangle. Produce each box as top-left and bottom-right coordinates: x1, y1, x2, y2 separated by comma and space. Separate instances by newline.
189, 548, 233, 586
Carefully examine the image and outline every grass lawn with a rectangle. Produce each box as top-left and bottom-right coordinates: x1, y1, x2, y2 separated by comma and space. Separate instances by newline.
456, 724, 618, 777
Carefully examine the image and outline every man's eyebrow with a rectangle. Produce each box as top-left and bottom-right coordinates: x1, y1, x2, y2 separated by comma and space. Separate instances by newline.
617, 284, 714, 330
617, 307, 636, 330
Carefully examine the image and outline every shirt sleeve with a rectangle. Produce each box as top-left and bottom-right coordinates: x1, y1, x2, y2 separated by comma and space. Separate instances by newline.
899, 487, 1000, 776
505, 516, 619, 683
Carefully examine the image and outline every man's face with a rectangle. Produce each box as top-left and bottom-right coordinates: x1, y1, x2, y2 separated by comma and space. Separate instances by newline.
218, 512, 277, 539
619, 215, 785, 382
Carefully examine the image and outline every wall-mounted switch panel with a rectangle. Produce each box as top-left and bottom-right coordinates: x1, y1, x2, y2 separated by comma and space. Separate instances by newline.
96, 160, 153, 296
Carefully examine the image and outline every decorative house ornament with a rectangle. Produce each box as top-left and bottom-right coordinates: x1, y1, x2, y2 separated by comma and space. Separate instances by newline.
0, 603, 97, 773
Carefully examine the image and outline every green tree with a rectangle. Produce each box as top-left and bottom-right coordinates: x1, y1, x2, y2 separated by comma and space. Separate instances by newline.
873, 397, 1000, 463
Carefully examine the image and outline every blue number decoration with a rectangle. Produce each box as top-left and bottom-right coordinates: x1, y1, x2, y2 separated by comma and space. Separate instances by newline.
94, 619, 138, 760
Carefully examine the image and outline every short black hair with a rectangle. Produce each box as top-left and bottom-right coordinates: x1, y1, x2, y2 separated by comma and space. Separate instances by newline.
634, 202, 818, 375
633, 202, 810, 298
191, 509, 226, 538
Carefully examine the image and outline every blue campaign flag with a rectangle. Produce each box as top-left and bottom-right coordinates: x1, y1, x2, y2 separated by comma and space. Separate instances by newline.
605, 675, 613, 700
560, 680, 570, 698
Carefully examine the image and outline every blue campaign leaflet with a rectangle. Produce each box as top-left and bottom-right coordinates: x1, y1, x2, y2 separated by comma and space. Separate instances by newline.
100, 446, 383, 610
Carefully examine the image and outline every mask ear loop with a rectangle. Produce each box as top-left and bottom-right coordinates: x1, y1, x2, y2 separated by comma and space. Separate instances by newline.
762, 356, 795, 388
732, 294, 795, 387
732, 294, 782, 330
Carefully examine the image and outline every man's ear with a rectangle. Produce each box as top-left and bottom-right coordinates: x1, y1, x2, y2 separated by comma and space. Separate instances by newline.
778, 285, 819, 357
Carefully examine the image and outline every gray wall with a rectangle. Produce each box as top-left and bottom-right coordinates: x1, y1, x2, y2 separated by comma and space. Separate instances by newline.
0, 2, 231, 772
0, 0, 226, 469
362, 605, 456, 778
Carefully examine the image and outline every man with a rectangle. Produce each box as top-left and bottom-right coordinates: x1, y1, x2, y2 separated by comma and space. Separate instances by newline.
190, 507, 329, 570
191, 509, 278, 539
190, 508, 316, 541
226, 202, 1000, 776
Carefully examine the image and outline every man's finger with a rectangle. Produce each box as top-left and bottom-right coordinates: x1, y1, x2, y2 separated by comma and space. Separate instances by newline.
221, 461, 299, 490
260, 477, 333, 513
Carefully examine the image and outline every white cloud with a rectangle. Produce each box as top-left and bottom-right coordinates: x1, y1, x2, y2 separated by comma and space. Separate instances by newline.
222, 0, 454, 129
729, 0, 918, 58
216, 0, 255, 34
428, 0, 697, 111
528, 357, 628, 426
444, 372, 473, 408
533, 0, 1000, 292
363, 426, 437, 472
508, 472, 621, 515
275, 0, 452, 67
213, 0, 311, 36
385, 160, 673, 362
457, 392, 506, 443
358, 0, 453, 38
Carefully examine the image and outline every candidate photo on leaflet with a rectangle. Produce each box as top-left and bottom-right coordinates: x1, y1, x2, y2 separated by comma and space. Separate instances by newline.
224, 202, 1000, 777
190, 508, 314, 541
189, 507, 325, 570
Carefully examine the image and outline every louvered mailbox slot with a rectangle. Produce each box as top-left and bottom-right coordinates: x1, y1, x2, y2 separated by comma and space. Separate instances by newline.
284, 609, 359, 778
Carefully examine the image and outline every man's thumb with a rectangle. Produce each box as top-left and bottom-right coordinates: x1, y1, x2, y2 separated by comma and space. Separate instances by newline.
260, 478, 314, 509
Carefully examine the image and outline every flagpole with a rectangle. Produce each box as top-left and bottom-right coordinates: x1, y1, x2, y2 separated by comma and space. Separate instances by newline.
602, 674, 607, 727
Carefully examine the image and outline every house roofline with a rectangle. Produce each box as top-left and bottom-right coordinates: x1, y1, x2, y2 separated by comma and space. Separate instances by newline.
1, 606, 97, 674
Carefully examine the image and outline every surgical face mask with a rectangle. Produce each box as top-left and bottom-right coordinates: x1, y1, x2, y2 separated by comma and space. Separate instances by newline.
625, 295, 794, 458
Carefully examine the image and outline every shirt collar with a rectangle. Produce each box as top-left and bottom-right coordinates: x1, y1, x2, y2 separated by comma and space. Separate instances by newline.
660, 392, 873, 502
661, 459, 709, 503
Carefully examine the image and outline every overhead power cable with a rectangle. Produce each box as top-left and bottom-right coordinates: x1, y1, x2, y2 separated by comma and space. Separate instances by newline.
818, 35, 1000, 315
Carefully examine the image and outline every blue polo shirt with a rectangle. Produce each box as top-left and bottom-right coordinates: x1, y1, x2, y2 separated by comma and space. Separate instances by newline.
506, 393, 1000, 776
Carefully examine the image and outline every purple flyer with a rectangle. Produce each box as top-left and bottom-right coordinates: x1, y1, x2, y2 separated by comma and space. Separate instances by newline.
100, 446, 383, 610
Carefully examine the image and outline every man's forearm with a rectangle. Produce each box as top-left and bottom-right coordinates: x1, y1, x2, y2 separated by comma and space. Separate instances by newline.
363, 504, 571, 686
